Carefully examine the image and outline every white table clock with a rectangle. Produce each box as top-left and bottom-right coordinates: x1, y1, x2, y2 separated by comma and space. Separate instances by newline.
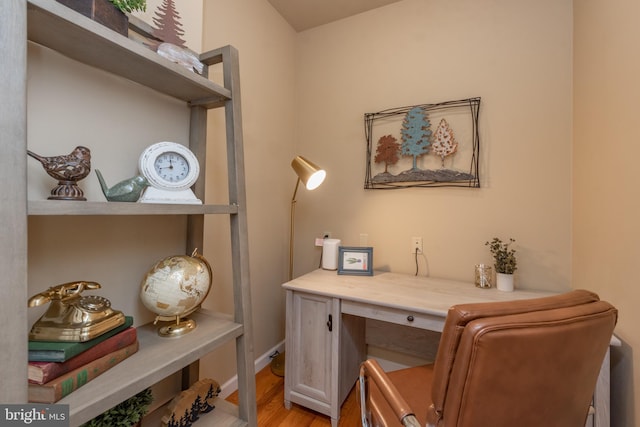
138, 141, 202, 204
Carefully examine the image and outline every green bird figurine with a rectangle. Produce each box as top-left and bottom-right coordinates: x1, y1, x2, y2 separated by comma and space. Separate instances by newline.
95, 169, 149, 202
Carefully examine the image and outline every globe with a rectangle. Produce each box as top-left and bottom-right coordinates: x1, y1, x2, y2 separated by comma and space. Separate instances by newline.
140, 250, 212, 337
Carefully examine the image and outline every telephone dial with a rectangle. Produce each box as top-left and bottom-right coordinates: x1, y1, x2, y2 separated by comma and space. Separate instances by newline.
28, 281, 125, 342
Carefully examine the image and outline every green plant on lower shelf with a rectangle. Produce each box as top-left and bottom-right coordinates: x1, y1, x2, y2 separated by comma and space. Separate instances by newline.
81, 388, 153, 427
109, 0, 146, 13
485, 237, 517, 274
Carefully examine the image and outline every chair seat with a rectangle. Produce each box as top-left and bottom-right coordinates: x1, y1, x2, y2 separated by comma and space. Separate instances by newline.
368, 364, 435, 427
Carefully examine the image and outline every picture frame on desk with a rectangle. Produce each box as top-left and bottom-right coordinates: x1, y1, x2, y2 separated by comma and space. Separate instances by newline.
338, 246, 373, 276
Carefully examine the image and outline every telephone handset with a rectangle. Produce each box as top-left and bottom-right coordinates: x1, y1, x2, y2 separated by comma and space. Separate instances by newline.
28, 281, 125, 342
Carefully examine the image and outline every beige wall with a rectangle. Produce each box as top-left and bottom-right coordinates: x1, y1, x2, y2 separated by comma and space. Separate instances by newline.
294, 0, 573, 290
26, 0, 638, 422
201, 0, 640, 421
199, 0, 577, 398
198, 0, 298, 381
574, 0, 640, 425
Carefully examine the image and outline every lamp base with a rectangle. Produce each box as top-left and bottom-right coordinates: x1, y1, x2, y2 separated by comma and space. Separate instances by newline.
270, 352, 285, 377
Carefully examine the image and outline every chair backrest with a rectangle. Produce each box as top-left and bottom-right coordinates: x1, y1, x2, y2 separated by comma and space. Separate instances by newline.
427, 290, 617, 427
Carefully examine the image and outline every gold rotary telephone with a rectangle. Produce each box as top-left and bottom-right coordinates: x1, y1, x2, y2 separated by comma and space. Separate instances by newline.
28, 281, 125, 342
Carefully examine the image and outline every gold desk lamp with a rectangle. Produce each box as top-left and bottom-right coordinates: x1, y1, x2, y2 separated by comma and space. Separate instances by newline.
275, 156, 326, 377
289, 156, 326, 281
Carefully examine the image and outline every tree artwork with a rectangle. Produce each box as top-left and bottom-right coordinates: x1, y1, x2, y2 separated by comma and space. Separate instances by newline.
400, 106, 432, 170
202, 384, 217, 413
180, 410, 189, 426
432, 118, 458, 168
191, 395, 202, 421
152, 0, 187, 47
374, 135, 400, 173
364, 98, 481, 188
162, 379, 221, 427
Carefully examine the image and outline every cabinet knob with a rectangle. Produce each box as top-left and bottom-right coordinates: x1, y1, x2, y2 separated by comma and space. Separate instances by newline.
327, 314, 333, 332
407, 315, 414, 322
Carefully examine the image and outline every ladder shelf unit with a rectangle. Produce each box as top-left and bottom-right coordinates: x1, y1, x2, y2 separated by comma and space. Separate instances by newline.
2, 1, 256, 425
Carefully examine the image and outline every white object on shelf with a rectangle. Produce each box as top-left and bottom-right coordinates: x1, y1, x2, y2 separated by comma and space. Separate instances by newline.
138, 141, 202, 204
157, 43, 205, 74
138, 187, 202, 204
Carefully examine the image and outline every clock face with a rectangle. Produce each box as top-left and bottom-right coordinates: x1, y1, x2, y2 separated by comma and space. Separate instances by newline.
139, 142, 200, 191
153, 151, 190, 183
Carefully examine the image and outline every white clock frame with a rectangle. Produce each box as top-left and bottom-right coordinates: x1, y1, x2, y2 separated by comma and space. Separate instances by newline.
138, 141, 202, 204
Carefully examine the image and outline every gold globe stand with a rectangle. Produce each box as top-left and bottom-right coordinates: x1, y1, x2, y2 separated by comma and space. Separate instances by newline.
157, 315, 197, 337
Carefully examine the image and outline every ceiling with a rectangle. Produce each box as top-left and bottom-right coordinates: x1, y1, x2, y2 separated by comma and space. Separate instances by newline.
267, 0, 404, 32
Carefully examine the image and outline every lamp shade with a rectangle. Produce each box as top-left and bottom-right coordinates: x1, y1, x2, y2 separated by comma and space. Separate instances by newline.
291, 156, 326, 190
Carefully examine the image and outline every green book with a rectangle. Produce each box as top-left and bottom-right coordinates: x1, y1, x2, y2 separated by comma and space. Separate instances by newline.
28, 316, 133, 362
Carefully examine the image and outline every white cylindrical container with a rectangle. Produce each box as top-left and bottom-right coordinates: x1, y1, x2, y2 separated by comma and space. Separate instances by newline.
496, 273, 515, 292
322, 239, 341, 270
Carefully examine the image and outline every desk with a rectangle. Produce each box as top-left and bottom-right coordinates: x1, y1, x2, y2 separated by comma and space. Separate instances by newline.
283, 269, 615, 427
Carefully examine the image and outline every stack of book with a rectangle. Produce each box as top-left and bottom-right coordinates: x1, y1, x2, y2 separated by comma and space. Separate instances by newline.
28, 316, 138, 403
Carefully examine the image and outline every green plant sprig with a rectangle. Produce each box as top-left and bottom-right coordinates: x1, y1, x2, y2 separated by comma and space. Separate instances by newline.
485, 237, 517, 274
109, 0, 146, 13
82, 388, 153, 427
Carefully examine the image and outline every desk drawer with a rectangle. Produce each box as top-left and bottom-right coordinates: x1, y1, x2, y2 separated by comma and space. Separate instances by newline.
342, 300, 445, 332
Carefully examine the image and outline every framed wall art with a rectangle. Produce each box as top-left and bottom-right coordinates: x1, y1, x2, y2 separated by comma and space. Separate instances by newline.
364, 97, 481, 189
338, 246, 374, 276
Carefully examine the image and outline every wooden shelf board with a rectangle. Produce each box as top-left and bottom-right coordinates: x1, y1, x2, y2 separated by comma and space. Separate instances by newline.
58, 310, 244, 425
28, 200, 238, 216
27, 0, 230, 107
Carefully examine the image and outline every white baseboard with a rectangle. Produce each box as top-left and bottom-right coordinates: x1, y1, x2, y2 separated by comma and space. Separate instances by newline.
218, 340, 285, 399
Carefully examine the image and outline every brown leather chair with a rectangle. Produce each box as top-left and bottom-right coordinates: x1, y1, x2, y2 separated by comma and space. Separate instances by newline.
358, 290, 618, 427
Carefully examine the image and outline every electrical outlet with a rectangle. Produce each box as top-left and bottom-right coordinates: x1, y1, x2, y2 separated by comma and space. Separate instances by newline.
411, 236, 423, 254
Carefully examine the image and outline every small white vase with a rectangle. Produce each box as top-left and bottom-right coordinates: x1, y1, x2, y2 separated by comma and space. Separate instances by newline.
496, 273, 514, 292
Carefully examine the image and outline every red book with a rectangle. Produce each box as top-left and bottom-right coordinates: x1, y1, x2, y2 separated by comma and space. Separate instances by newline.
28, 326, 137, 384
28, 341, 139, 403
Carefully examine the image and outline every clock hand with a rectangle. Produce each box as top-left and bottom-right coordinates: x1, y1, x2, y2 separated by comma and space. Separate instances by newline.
157, 158, 175, 171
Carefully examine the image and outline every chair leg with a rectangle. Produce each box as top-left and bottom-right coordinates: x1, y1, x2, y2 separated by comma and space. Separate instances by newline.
359, 360, 424, 427
359, 365, 371, 426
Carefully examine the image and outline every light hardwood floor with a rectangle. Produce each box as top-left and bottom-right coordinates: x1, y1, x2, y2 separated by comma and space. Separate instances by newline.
226, 365, 361, 426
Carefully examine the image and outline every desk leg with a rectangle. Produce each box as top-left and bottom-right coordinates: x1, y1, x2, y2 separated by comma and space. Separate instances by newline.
592, 346, 611, 427
590, 335, 620, 427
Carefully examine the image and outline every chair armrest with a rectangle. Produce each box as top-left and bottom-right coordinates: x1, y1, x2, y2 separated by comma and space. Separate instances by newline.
359, 359, 421, 427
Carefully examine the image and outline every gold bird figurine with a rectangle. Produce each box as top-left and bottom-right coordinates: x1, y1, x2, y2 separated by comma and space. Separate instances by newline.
27, 146, 92, 201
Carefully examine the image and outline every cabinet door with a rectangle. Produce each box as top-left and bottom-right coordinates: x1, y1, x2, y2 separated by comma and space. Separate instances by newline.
286, 291, 336, 405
